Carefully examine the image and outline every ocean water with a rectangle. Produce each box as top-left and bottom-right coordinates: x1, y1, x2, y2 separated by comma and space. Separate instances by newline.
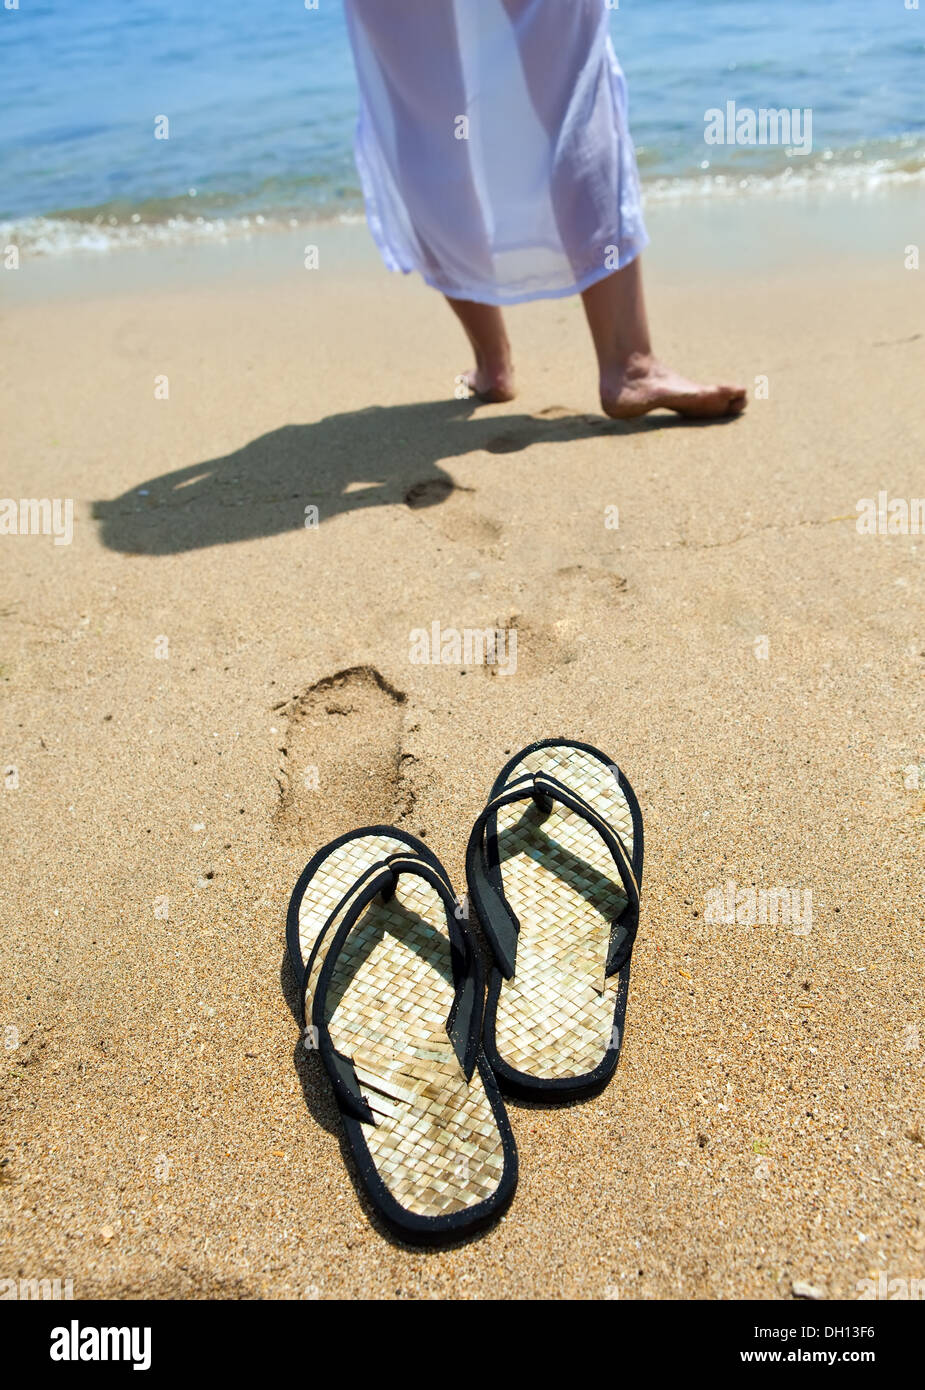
1, 0, 923, 255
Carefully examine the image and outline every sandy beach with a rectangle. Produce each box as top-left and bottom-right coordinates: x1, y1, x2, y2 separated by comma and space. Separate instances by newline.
1, 200, 923, 1299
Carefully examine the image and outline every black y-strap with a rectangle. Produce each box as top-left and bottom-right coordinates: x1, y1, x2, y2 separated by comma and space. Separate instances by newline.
466, 769, 639, 981
311, 854, 482, 1125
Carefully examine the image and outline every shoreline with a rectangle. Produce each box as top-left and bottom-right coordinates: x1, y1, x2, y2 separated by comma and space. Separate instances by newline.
4, 136, 923, 260
3, 183, 923, 306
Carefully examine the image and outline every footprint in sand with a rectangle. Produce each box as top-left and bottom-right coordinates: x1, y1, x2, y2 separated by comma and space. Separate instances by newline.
552, 564, 628, 601
274, 666, 413, 847
404, 478, 456, 509
405, 476, 503, 550
540, 566, 629, 649
499, 565, 629, 673
484, 432, 526, 455
484, 405, 604, 454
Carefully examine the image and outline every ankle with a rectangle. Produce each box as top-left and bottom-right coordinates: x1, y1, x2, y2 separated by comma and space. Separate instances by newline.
477, 340, 512, 370
601, 349, 654, 381
477, 351, 513, 382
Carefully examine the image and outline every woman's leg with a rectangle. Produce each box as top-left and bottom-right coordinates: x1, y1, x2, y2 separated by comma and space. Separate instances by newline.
582, 257, 747, 418
501, 0, 744, 418
349, 2, 512, 401
445, 297, 515, 402
346, 1, 494, 285
501, 0, 611, 279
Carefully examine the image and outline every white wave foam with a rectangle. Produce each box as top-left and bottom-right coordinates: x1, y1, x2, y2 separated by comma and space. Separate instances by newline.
3, 159, 922, 257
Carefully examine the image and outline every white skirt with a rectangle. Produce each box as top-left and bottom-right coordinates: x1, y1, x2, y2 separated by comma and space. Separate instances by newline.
344, 0, 648, 305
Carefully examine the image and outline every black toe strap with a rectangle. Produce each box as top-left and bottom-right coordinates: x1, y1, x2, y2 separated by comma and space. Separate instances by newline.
466, 769, 640, 981
311, 854, 483, 1125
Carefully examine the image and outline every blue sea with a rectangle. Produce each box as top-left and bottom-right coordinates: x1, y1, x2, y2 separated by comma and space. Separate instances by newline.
2, 0, 923, 255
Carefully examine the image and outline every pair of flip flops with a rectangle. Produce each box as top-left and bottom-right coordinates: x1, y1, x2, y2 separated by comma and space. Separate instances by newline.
286, 737, 643, 1245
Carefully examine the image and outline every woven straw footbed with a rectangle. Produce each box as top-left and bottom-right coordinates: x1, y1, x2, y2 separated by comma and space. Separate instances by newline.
297, 835, 505, 1219
492, 746, 633, 1079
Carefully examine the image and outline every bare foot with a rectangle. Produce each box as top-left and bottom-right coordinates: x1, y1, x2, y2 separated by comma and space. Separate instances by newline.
600, 353, 747, 420
463, 360, 516, 403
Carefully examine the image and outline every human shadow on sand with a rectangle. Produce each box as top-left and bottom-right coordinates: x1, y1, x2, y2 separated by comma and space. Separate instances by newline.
93, 396, 736, 555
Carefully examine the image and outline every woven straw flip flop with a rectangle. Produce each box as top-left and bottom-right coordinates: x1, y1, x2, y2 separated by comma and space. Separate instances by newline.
286, 827, 518, 1245
466, 739, 644, 1101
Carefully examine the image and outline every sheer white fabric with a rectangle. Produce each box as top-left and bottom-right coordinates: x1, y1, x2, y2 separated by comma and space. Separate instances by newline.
343, 0, 648, 305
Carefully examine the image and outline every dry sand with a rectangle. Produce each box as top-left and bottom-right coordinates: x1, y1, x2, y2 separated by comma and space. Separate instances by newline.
1, 208, 923, 1299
